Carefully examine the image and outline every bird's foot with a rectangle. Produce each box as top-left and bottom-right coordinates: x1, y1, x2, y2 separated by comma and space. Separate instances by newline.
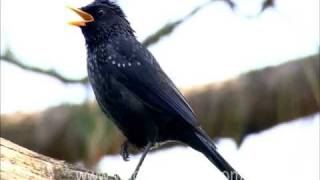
120, 140, 130, 161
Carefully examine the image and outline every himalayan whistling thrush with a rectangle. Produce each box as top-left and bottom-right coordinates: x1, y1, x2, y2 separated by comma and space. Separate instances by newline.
69, 1, 244, 180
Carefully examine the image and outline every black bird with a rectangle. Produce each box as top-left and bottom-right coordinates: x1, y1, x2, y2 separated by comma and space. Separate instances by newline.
69, 1, 244, 180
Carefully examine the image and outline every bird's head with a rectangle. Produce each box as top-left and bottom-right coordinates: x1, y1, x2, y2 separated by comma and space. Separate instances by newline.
68, 0, 133, 43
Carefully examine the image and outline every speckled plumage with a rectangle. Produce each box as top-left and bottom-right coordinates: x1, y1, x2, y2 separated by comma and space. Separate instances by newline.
76, 1, 244, 180
86, 29, 199, 147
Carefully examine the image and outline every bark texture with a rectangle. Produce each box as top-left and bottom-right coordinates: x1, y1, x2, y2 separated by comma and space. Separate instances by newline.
0, 138, 121, 180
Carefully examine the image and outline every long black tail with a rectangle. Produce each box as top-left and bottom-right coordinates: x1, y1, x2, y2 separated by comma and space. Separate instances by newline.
181, 131, 245, 180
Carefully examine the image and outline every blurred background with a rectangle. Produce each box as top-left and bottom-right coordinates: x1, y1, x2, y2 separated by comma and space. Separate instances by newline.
0, 0, 319, 179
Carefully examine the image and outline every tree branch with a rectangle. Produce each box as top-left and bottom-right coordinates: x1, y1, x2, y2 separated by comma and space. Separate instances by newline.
184, 54, 320, 143
0, 138, 121, 180
141, 0, 214, 47
0, 0, 278, 84
1, 53, 318, 165
0, 49, 88, 84
0, 1, 214, 85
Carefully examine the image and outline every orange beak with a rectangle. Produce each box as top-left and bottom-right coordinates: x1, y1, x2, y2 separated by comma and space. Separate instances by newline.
68, 6, 94, 27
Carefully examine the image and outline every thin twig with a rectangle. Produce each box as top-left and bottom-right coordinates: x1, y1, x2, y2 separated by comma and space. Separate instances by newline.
142, 0, 215, 47
1, 49, 89, 84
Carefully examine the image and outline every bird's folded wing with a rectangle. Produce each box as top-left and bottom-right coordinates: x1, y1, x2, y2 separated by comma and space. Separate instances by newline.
107, 40, 200, 128
123, 64, 199, 128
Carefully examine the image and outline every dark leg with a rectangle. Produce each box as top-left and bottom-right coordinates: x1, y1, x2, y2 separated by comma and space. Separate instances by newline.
120, 140, 130, 161
130, 142, 153, 180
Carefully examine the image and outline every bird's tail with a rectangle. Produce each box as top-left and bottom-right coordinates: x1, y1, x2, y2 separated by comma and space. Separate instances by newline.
181, 130, 245, 180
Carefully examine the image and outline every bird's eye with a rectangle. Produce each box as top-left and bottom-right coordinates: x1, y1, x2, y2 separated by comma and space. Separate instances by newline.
97, 9, 105, 17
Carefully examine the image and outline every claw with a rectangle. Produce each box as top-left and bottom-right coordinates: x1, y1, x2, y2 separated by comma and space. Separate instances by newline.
120, 141, 130, 161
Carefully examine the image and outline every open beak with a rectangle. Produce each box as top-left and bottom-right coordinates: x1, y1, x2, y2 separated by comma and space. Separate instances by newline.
68, 6, 94, 27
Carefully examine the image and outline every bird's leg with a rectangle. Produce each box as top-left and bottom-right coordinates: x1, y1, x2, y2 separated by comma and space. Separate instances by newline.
120, 140, 130, 161
129, 142, 153, 180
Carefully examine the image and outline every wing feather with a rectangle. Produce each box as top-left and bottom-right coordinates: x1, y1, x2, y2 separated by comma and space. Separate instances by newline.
106, 37, 199, 127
